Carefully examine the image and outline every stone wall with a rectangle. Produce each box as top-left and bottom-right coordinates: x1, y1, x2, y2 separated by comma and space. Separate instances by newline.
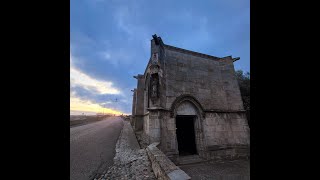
131, 89, 137, 127
147, 110, 161, 143
142, 111, 162, 146
164, 48, 244, 111
135, 75, 145, 115
142, 114, 150, 144
132, 89, 137, 117
219, 57, 244, 110
203, 112, 250, 160
159, 111, 180, 162
204, 112, 250, 147
156, 108, 250, 161
133, 75, 145, 131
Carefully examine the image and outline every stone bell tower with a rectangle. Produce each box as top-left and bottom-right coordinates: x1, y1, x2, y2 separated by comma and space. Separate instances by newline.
141, 34, 167, 144
149, 34, 164, 107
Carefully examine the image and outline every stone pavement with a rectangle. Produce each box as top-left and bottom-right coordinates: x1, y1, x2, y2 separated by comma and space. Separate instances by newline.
95, 121, 156, 180
179, 159, 250, 180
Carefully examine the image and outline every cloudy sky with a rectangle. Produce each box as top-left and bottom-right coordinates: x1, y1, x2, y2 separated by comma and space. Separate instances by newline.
70, 0, 250, 115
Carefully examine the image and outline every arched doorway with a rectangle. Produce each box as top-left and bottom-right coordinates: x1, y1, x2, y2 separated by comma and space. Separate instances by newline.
176, 115, 197, 155
171, 95, 206, 157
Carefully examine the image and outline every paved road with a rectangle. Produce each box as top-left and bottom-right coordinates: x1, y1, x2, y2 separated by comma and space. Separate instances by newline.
179, 159, 250, 180
70, 116, 124, 180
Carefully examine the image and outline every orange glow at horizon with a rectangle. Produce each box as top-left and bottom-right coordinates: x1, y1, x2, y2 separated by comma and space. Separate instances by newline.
70, 97, 124, 115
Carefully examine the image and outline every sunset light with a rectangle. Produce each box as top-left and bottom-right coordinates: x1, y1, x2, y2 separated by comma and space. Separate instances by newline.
70, 97, 123, 115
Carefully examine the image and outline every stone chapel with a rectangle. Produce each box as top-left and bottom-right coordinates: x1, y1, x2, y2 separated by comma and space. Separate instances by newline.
131, 34, 250, 163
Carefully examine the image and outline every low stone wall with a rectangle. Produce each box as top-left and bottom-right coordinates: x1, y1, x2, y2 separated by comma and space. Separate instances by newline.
96, 121, 155, 180
204, 145, 250, 161
146, 143, 190, 180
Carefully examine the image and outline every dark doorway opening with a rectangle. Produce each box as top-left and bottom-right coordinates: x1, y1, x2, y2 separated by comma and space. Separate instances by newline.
176, 115, 197, 156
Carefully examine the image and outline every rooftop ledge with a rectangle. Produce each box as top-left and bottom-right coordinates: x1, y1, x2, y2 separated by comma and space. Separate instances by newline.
163, 44, 240, 63
164, 44, 220, 60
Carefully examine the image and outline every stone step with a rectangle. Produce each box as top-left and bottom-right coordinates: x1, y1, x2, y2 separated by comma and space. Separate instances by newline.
178, 155, 207, 165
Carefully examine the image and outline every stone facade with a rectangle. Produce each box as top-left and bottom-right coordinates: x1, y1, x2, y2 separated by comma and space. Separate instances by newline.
132, 35, 250, 163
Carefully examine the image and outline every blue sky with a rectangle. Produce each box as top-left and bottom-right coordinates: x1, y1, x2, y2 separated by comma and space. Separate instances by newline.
70, 0, 250, 115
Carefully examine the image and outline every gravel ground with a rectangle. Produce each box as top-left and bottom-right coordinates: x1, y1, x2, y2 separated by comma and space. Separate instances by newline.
95, 121, 156, 180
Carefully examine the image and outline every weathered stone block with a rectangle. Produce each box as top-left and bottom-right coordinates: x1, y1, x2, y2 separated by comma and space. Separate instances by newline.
167, 122, 176, 131
146, 143, 191, 180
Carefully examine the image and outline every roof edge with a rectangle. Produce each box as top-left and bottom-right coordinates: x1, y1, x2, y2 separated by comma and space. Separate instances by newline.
163, 44, 221, 61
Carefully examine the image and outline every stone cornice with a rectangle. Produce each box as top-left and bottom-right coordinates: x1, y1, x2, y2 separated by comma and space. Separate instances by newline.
145, 108, 246, 113
203, 109, 246, 113
147, 107, 168, 111
164, 44, 221, 61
